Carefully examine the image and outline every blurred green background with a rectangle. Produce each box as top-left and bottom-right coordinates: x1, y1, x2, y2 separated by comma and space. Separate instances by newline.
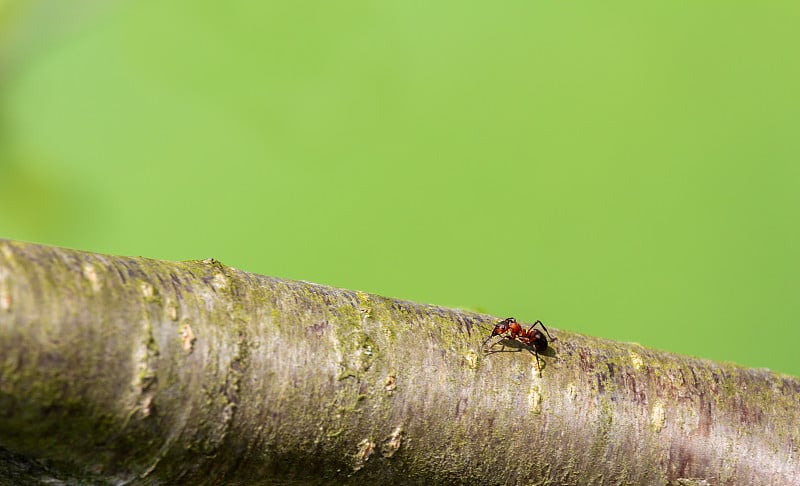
1, 1, 798, 376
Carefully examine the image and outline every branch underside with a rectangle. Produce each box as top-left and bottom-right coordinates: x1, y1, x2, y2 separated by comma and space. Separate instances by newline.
0, 240, 798, 485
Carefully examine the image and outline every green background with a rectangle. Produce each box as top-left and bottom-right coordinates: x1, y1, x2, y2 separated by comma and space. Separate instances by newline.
1, 1, 798, 376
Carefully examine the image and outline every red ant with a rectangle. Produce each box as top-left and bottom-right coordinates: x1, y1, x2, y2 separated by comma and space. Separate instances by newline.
481, 317, 554, 370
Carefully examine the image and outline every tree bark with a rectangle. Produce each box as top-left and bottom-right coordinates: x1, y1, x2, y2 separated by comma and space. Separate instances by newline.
0, 239, 797, 485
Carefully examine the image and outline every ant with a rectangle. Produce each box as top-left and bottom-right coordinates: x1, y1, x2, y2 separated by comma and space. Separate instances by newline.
481, 317, 555, 371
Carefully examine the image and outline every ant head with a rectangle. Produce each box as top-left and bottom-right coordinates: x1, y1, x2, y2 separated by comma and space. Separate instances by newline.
491, 317, 515, 335
502, 317, 517, 329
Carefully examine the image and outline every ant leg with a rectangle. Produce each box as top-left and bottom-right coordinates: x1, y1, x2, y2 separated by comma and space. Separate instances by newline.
520, 340, 545, 372
530, 347, 542, 373
480, 334, 496, 350
529, 320, 555, 341
481, 335, 504, 353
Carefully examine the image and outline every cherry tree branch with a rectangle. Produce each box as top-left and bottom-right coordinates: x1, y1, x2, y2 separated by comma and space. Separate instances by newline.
0, 239, 797, 485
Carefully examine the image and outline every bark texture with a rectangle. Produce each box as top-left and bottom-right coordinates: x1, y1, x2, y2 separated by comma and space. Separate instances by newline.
0, 239, 798, 485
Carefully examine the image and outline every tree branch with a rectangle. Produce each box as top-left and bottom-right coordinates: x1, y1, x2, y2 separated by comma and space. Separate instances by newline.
0, 239, 797, 485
